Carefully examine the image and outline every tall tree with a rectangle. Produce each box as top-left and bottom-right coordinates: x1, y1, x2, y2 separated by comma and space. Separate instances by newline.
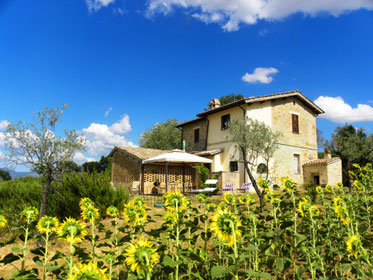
228, 118, 280, 207
219, 93, 244, 106
2, 105, 85, 218
82, 156, 111, 173
139, 119, 181, 150
327, 124, 373, 191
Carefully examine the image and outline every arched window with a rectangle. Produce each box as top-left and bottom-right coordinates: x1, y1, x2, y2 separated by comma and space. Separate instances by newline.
257, 163, 268, 175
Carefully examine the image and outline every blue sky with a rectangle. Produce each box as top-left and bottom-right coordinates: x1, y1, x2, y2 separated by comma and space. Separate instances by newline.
1, 0, 373, 166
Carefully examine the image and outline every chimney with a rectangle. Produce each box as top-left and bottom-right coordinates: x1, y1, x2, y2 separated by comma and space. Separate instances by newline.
324, 148, 331, 159
208, 98, 221, 110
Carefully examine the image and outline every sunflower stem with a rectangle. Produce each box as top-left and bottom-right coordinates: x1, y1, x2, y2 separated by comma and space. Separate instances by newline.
42, 232, 49, 280
91, 217, 96, 261
175, 201, 179, 280
229, 220, 239, 280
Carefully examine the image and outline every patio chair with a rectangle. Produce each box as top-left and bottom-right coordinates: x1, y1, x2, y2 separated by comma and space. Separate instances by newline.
238, 182, 251, 193
221, 183, 234, 194
129, 181, 140, 195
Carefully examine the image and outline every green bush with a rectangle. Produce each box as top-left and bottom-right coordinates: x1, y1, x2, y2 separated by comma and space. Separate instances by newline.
0, 177, 42, 223
49, 169, 129, 219
0, 170, 129, 223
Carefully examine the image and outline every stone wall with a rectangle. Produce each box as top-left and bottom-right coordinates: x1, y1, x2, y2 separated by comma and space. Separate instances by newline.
327, 159, 343, 185
271, 97, 318, 150
303, 164, 329, 186
182, 119, 208, 152
111, 150, 141, 188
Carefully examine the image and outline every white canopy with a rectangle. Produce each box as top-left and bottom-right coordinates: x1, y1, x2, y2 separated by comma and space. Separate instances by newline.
142, 149, 212, 164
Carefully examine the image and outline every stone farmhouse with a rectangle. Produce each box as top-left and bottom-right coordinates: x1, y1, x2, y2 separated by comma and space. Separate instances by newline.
109, 90, 342, 194
176, 90, 342, 188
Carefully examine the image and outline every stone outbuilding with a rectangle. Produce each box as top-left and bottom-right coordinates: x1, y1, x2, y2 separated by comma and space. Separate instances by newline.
109, 146, 199, 194
303, 150, 342, 186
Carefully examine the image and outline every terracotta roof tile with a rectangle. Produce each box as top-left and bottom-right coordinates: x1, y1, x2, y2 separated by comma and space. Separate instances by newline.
108, 146, 169, 160
303, 157, 341, 166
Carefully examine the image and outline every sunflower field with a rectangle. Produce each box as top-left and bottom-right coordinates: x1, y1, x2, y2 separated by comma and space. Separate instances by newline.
0, 163, 372, 279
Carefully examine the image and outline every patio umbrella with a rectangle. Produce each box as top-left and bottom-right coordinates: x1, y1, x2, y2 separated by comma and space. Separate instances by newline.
142, 149, 212, 193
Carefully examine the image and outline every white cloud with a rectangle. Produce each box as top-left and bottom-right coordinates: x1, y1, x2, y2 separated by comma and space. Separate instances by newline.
0, 120, 9, 130
82, 114, 135, 156
242, 67, 278, 84
85, 0, 115, 12
74, 152, 96, 165
146, 0, 373, 31
314, 96, 373, 123
105, 107, 113, 118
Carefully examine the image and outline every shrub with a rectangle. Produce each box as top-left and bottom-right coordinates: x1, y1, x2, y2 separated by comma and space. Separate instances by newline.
0, 170, 129, 223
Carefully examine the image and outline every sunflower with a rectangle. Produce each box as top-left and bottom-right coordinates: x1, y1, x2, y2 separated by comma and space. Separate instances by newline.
164, 192, 188, 212
210, 209, 242, 246
206, 202, 217, 212
348, 170, 356, 177
163, 211, 177, 227
264, 191, 275, 202
132, 197, 146, 208
353, 180, 363, 191
297, 197, 310, 217
346, 235, 361, 258
238, 194, 250, 205
68, 261, 108, 280
81, 206, 100, 222
352, 163, 361, 169
325, 184, 334, 193
79, 197, 94, 210
309, 205, 320, 217
271, 197, 281, 207
336, 181, 343, 188
37, 216, 59, 234
59, 218, 87, 244
280, 177, 296, 192
123, 204, 147, 227
224, 193, 235, 205
21, 206, 39, 223
315, 186, 323, 194
124, 237, 159, 274
336, 206, 350, 225
0, 215, 7, 228
333, 196, 346, 211
258, 178, 270, 192
217, 202, 229, 211
106, 206, 119, 217
196, 193, 207, 204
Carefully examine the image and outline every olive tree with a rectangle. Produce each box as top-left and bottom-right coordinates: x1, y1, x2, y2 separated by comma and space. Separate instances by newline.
2, 105, 85, 218
228, 118, 280, 207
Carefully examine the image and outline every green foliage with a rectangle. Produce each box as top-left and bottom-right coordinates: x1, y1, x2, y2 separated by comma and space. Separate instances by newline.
303, 179, 318, 202
193, 164, 210, 188
82, 156, 111, 173
327, 124, 373, 188
218, 93, 244, 105
48, 169, 127, 219
0, 171, 128, 223
0, 169, 11, 181
140, 119, 181, 150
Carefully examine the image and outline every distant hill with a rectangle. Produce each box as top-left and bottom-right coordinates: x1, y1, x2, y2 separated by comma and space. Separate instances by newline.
0, 167, 38, 179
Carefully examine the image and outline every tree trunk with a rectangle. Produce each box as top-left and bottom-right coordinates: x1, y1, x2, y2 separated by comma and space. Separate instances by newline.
242, 161, 264, 208
39, 177, 51, 219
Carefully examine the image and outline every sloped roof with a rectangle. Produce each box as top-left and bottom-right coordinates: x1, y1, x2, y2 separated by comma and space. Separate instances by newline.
108, 146, 169, 161
303, 157, 341, 166
197, 90, 324, 117
191, 149, 224, 156
175, 117, 205, 128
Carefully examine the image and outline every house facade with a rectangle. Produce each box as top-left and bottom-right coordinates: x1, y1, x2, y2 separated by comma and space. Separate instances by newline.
176, 90, 342, 187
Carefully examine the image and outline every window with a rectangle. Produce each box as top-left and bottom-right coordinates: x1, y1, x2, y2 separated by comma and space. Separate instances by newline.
257, 163, 268, 175
221, 114, 230, 130
293, 154, 300, 174
194, 128, 200, 143
292, 114, 299, 134
230, 161, 238, 172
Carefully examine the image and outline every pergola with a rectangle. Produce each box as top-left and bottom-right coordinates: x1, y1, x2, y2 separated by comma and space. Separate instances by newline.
142, 149, 212, 193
